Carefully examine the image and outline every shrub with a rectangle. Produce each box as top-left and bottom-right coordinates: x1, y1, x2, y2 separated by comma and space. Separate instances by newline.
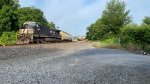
0, 32, 17, 46
120, 24, 139, 46
140, 25, 150, 44
143, 45, 150, 52
120, 24, 150, 52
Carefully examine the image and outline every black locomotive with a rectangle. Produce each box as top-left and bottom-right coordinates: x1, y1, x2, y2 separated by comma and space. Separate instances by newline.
17, 22, 62, 44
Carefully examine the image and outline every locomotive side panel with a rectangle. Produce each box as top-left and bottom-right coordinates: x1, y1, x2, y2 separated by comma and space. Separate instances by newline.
32, 26, 61, 42
33, 25, 60, 38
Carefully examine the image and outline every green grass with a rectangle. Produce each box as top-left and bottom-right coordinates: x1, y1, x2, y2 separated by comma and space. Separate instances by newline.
0, 32, 17, 46
91, 37, 122, 49
91, 37, 149, 53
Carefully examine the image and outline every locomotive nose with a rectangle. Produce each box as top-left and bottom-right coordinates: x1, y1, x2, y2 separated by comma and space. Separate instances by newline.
19, 34, 26, 41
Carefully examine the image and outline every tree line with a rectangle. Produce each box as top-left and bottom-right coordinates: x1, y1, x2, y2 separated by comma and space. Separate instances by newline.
0, 0, 56, 35
86, 0, 150, 52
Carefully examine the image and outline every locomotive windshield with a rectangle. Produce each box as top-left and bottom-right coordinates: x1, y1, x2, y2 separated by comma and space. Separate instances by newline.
22, 22, 38, 29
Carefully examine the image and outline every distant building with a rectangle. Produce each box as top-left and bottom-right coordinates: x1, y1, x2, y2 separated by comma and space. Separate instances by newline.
77, 36, 86, 41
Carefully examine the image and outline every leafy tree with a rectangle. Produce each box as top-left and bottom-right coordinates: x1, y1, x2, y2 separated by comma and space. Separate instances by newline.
18, 7, 56, 29
100, 0, 131, 36
86, 24, 96, 40
87, 0, 131, 40
18, 7, 48, 27
143, 16, 150, 25
0, 0, 19, 9
0, 0, 19, 34
47, 22, 56, 29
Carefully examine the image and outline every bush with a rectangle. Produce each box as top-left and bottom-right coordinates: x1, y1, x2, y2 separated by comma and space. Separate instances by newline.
140, 25, 150, 44
120, 24, 150, 52
0, 32, 17, 46
120, 24, 138, 46
143, 45, 150, 52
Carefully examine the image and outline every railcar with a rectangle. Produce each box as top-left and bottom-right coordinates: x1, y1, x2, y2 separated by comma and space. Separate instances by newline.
60, 31, 73, 42
17, 22, 61, 44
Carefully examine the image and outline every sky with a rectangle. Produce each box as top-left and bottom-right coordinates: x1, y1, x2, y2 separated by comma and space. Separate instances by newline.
19, 0, 150, 36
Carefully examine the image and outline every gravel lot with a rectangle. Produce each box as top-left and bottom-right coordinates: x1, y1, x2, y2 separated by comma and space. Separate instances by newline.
0, 42, 150, 84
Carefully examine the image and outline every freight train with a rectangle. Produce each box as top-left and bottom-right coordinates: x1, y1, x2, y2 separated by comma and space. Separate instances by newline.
17, 22, 72, 44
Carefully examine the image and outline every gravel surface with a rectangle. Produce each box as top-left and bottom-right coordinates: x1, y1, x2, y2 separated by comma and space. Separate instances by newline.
0, 42, 150, 84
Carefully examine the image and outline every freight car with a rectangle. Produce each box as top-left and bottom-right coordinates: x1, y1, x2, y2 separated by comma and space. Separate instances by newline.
17, 22, 61, 44
60, 31, 73, 42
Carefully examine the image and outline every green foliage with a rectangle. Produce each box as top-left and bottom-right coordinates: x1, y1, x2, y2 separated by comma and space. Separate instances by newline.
0, 32, 17, 45
86, 0, 150, 52
0, 0, 19, 9
138, 25, 150, 45
86, 23, 99, 40
120, 24, 138, 45
120, 24, 150, 52
86, 0, 131, 40
143, 45, 150, 52
17, 7, 56, 29
47, 22, 56, 29
101, 0, 131, 35
91, 37, 121, 49
0, 0, 19, 34
18, 7, 48, 27
101, 37, 119, 44
143, 16, 150, 25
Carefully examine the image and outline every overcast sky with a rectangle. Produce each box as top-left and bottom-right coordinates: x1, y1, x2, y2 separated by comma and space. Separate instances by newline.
19, 0, 150, 36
